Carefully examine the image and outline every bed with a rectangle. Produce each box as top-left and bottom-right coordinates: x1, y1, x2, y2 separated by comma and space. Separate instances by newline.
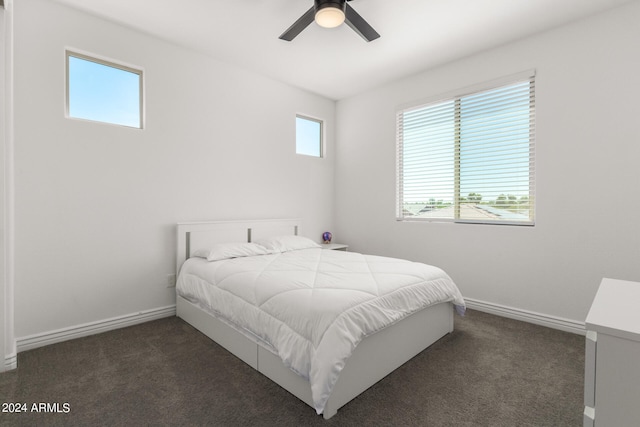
175, 219, 465, 419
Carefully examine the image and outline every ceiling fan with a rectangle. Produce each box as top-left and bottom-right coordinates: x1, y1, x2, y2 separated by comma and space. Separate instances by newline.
279, 0, 380, 42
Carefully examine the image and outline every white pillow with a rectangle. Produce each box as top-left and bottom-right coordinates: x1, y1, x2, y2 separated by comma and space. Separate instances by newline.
253, 235, 320, 253
192, 242, 270, 262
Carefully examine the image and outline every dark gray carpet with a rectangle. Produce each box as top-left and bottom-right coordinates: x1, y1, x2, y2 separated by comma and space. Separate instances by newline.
0, 309, 584, 426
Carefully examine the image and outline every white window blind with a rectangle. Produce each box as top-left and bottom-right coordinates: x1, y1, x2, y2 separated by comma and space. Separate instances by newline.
396, 74, 535, 225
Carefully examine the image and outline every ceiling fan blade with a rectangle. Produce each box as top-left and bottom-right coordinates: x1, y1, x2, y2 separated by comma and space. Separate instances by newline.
279, 6, 315, 41
344, 2, 380, 42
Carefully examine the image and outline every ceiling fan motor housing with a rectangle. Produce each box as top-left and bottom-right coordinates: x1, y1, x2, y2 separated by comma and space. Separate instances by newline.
314, 0, 346, 14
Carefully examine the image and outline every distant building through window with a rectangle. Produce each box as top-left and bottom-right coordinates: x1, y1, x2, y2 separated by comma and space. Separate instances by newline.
66, 51, 143, 128
296, 115, 322, 157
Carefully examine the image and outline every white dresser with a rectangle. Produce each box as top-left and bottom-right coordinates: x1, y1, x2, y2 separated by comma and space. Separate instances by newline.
584, 278, 640, 427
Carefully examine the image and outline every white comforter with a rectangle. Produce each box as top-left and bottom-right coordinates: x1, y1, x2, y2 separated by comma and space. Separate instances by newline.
177, 248, 465, 414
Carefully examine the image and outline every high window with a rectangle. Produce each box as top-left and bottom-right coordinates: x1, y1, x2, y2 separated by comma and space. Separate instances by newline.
66, 51, 143, 129
396, 72, 535, 225
296, 115, 322, 157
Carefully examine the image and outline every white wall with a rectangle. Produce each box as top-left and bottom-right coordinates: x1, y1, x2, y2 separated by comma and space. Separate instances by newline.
1, 2, 7, 370
1, 0, 16, 371
12, 0, 336, 339
335, 1, 640, 325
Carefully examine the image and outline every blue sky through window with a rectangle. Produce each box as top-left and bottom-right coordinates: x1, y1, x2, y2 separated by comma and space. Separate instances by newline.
296, 116, 322, 157
402, 100, 455, 203
459, 82, 531, 201
67, 54, 142, 128
401, 82, 532, 205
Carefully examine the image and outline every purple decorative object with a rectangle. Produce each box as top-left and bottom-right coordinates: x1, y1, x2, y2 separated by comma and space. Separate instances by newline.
322, 231, 332, 243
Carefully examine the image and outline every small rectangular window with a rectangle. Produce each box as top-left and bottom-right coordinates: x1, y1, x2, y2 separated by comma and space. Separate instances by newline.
396, 73, 535, 225
296, 115, 322, 157
66, 51, 143, 129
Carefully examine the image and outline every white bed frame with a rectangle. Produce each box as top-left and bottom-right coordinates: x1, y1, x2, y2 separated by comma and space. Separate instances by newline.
176, 219, 454, 419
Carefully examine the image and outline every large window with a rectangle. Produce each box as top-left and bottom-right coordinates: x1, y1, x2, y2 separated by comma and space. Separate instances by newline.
296, 115, 323, 157
66, 51, 143, 129
396, 73, 535, 225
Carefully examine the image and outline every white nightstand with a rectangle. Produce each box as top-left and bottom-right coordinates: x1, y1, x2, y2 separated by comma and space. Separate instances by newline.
321, 243, 348, 251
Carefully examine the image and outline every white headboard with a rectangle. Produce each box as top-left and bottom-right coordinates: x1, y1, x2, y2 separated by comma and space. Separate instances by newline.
176, 219, 301, 273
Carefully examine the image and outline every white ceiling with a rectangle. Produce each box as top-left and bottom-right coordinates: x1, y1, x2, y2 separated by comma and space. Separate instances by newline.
53, 0, 634, 100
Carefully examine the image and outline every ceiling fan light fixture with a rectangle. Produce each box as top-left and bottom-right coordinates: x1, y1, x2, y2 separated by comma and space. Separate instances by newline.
315, 4, 345, 28
279, 0, 379, 42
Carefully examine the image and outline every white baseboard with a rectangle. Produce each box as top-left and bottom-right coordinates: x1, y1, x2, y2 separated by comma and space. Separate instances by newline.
8, 299, 583, 364
464, 298, 586, 335
3, 352, 17, 371
16, 305, 176, 353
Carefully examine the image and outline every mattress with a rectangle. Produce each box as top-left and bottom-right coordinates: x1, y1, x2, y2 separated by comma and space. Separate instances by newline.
177, 247, 465, 413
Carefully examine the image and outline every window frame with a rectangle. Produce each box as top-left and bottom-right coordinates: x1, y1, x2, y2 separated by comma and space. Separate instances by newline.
396, 71, 536, 226
295, 114, 323, 158
65, 49, 144, 129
